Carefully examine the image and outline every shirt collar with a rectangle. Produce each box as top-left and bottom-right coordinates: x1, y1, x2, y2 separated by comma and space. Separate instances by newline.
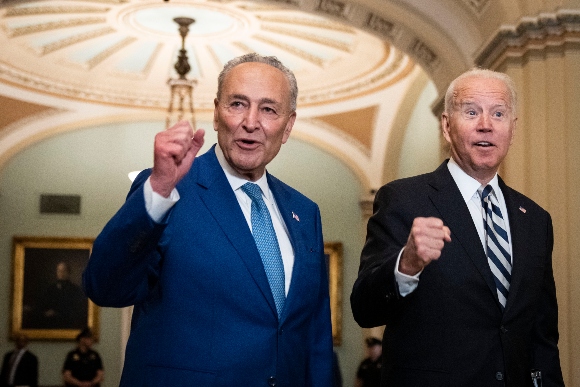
447, 157, 499, 204
214, 145, 271, 199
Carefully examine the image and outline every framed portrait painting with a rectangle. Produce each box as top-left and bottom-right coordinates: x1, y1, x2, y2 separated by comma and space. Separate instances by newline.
11, 236, 100, 340
325, 241, 343, 346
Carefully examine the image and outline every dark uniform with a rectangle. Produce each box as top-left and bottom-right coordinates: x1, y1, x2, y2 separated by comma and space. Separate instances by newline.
62, 348, 103, 387
356, 356, 382, 387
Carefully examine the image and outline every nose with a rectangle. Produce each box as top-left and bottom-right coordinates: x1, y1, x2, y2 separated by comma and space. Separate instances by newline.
477, 113, 492, 131
242, 105, 260, 131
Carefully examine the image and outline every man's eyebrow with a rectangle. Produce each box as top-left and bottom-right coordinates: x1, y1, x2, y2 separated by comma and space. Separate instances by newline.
226, 95, 280, 105
457, 101, 478, 109
227, 93, 250, 102
259, 97, 280, 105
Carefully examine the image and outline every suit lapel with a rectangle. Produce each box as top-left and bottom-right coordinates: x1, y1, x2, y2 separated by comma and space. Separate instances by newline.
500, 179, 526, 314
428, 163, 499, 305
188, 147, 278, 317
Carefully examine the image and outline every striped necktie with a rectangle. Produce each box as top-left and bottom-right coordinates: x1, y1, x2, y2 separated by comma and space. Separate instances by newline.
480, 185, 512, 310
241, 182, 286, 318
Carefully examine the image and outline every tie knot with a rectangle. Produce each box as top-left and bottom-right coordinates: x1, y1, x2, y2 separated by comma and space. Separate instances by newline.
481, 184, 493, 202
241, 182, 263, 203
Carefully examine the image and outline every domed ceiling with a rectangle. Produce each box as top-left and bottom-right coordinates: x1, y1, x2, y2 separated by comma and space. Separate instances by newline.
0, 0, 413, 110
0, 0, 438, 190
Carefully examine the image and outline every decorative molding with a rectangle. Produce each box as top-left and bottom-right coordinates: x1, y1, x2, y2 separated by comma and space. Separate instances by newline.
317, 0, 349, 20
231, 41, 254, 55
299, 50, 413, 105
256, 15, 354, 32
261, 24, 353, 51
36, 27, 115, 55
5, 16, 107, 37
267, 0, 300, 6
0, 0, 418, 109
4, 5, 109, 17
109, 41, 162, 79
140, 42, 163, 78
0, 62, 169, 108
85, 36, 136, 69
475, 10, 580, 68
461, 0, 490, 17
409, 38, 439, 70
366, 13, 396, 39
254, 34, 326, 66
206, 45, 225, 70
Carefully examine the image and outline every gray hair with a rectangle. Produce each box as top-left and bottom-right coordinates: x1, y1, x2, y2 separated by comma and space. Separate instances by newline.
444, 68, 517, 117
217, 53, 298, 112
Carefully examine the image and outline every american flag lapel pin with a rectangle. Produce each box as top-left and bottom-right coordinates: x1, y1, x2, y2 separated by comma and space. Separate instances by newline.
519, 206, 526, 213
292, 211, 300, 222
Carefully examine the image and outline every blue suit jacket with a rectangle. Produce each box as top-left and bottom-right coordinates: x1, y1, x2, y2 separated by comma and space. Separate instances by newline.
84, 145, 333, 386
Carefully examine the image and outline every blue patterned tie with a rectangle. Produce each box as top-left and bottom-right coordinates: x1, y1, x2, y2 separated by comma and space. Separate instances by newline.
480, 185, 512, 309
241, 182, 285, 318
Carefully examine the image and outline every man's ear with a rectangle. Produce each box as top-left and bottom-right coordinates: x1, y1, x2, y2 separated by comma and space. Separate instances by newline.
213, 98, 219, 131
441, 113, 451, 143
509, 117, 517, 145
282, 112, 296, 144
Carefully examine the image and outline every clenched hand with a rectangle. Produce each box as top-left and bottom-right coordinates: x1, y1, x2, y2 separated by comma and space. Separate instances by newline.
150, 121, 205, 197
399, 217, 451, 275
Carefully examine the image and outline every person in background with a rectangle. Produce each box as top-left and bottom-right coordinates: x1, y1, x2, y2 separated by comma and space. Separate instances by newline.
355, 337, 382, 387
332, 350, 343, 387
62, 328, 103, 387
39, 261, 87, 329
350, 68, 563, 386
0, 334, 38, 387
83, 53, 333, 386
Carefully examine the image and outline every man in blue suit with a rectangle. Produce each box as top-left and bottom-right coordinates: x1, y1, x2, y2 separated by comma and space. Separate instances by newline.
83, 53, 333, 386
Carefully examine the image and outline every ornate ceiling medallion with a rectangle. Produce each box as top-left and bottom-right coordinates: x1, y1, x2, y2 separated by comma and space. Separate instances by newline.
0, 0, 413, 109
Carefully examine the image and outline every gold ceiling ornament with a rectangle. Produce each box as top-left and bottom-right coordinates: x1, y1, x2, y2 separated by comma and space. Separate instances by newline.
166, 17, 197, 129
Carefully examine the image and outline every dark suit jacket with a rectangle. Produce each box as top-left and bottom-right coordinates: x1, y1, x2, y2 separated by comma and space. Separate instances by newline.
83, 145, 333, 386
0, 349, 38, 387
350, 161, 563, 387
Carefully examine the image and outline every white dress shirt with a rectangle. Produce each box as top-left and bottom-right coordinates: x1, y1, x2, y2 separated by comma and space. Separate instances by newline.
395, 158, 511, 296
143, 146, 294, 295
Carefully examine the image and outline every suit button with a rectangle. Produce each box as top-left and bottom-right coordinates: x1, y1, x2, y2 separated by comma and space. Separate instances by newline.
500, 325, 508, 334
496, 371, 504, 381
268, 376, 277, 386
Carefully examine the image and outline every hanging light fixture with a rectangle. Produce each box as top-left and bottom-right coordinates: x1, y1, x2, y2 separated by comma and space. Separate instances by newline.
166, 17, 197, 129
129, 16, 197, 182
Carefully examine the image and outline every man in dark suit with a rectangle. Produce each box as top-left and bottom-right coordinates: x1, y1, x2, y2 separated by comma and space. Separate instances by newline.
83, 53, 333, 386
0, 334, 38, 387
350, 68, 564, 386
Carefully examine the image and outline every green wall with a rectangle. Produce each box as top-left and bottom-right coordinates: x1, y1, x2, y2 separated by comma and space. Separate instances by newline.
0, 120, 365, 386
398, 81, 441, 178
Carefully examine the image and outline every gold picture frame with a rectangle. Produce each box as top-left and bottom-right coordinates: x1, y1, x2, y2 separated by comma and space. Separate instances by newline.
11, 236, 100, 340
325, 241, 343, 346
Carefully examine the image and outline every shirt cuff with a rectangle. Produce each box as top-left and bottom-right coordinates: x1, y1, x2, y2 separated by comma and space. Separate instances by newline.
394, 247, 421, 297
144, 177, 179, 223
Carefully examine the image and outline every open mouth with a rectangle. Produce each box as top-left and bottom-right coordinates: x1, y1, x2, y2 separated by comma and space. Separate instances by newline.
236, 139, 260, 149
475, 141, 493, 147
240, 139, 256, 145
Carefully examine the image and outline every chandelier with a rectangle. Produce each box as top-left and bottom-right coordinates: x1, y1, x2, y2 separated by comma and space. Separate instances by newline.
166, 17, 197, 129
